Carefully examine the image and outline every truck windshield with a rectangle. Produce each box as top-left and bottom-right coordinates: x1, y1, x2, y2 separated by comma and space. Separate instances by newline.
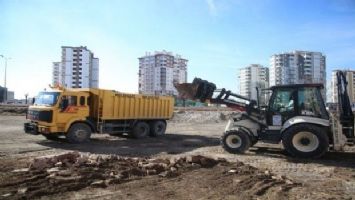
34, 92, 60, 106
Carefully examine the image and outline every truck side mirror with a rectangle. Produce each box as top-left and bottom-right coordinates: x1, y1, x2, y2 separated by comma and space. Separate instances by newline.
32, 98, 35, 105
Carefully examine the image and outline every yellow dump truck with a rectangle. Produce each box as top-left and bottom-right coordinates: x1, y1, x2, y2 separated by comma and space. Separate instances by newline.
24, 87, 174, 143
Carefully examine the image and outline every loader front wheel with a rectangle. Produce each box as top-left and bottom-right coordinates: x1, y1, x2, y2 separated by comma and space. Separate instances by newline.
221, 131, 251, 154
282, 124, 328, 158
66, 123, 91, 143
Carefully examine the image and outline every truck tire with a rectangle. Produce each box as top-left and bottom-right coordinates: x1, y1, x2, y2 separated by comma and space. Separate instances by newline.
132, 121, 150, 139
149, 120, 166, 137
66, 123, 91, 143
221, 130, 251, 154
282, 124, 329, 158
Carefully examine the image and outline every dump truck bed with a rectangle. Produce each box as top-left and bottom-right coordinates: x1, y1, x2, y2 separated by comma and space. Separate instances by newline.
90, 89, 174, 120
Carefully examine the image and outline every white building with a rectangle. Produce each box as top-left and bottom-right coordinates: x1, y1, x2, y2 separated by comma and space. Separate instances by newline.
270, 51, 326, 86
331, 69, 355, 105
138, 51, 188, 96
238, 64, 269, 104
52, 46, 99, 88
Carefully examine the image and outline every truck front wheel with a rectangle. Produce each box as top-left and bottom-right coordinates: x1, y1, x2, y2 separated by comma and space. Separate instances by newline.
132, 121, 150, 139
66, 123, 91, 143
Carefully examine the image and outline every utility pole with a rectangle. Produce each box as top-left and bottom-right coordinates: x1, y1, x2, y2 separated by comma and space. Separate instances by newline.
0, 55, 11, 103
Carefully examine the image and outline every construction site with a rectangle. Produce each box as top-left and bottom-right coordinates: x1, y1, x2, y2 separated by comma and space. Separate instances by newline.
0, 103, 354, 199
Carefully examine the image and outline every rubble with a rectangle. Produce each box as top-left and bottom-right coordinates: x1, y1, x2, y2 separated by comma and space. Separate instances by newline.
0, 152, 299, 199
171, 111, 234, 123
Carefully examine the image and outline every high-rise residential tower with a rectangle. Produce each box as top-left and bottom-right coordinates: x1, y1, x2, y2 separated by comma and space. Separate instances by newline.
138, 50, 188, 96
270, 51, 326, 86
52, 46, 99, 88
238, 64, 269, 104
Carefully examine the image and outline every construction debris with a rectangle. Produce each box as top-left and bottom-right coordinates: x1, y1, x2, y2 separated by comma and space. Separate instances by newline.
0, 152, 299, 199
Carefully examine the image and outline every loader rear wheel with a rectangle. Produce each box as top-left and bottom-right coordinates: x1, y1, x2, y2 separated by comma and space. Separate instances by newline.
132, 121, 150, 139
282, 124, 328, 158
66, 123, 91, 143
221, 131, 251, 154
149, 120, 166, 137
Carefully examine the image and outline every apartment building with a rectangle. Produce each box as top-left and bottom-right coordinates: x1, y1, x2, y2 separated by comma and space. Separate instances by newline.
138, 50, 188, 96
270, 51, 326, 86
238, 64, 269, 104
52, 46, 99, 88
331, 69, 355, 104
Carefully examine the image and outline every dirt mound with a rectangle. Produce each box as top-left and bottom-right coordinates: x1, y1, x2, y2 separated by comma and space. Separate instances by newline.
171, 111, 234, 123
0, 152, 299, 199
0, 105, 27, 116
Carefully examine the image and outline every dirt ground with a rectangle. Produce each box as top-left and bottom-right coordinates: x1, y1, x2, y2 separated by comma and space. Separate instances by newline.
0, 114, 355, 199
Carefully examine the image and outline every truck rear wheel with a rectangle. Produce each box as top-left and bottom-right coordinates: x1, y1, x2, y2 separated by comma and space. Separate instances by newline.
221, 130, 251, 154
66, 123, 91, 143
149, 120, 166, 137
132, 121, 150, 139
282, 124, 328, 158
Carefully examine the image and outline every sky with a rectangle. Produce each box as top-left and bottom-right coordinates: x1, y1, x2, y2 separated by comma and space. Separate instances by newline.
0, 0, 355, 99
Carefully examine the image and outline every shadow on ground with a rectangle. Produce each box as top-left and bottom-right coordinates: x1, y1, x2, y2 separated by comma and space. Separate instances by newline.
37, 133, 220, 157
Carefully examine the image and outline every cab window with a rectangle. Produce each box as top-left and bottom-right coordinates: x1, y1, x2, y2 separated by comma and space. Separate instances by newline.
270, 89, 295, 113
79, 96, 85, 106
60, 95, 77, 111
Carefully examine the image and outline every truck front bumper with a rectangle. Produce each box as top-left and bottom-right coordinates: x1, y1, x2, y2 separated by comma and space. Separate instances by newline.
24, 122, 39, 135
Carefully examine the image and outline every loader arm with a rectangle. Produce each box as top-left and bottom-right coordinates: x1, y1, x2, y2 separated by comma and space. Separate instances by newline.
174, 78, 259, 115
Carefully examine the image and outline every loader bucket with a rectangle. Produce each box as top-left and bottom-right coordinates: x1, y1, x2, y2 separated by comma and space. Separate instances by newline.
174, 78, 217, 102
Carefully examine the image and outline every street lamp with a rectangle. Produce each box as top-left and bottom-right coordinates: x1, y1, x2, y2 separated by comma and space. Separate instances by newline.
0, 55, 11, 103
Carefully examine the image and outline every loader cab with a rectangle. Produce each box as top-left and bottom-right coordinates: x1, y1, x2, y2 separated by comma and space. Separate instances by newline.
266, 84, 328, 126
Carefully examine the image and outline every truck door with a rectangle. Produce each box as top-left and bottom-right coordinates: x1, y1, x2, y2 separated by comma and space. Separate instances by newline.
55, 94, 89, 132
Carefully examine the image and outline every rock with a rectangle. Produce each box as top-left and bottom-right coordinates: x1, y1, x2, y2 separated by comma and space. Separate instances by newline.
57, 170, 72, 176
146, 169, 158, 175
30, 158, 53, 171
17, 187, 27, 194
159, 170, 180, 178
56, 151, 80, 163
285, 180, 294, 185
12, 168, 29, 173
264, 170, 270, 175
170, 167, 177, 172
233, 179, 241, 183
228, 169, 237, 173
54, 162, 63, 167
47, 167, 60, 173
2, 193, 12, 197
199, 157, 218, 168
91, 180, 107, 188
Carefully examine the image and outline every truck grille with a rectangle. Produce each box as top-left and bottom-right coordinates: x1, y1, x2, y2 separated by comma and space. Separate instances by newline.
27, 110, 53, 123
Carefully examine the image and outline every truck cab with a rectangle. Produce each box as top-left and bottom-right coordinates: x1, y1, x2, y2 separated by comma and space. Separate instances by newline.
25, 89, 93, 142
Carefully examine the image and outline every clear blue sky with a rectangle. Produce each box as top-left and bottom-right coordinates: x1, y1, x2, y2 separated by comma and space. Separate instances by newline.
0, 0, 354, 99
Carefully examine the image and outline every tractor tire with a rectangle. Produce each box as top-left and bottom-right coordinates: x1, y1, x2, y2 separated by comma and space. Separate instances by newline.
132, 121, 150, 139
282, 124, 329, 158
149, 120, 166, 137
221, 130, 251, 154
66, 123, 91, 143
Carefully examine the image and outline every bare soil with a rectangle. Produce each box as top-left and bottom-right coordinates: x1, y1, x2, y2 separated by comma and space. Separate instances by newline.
0, 114, 354, 199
